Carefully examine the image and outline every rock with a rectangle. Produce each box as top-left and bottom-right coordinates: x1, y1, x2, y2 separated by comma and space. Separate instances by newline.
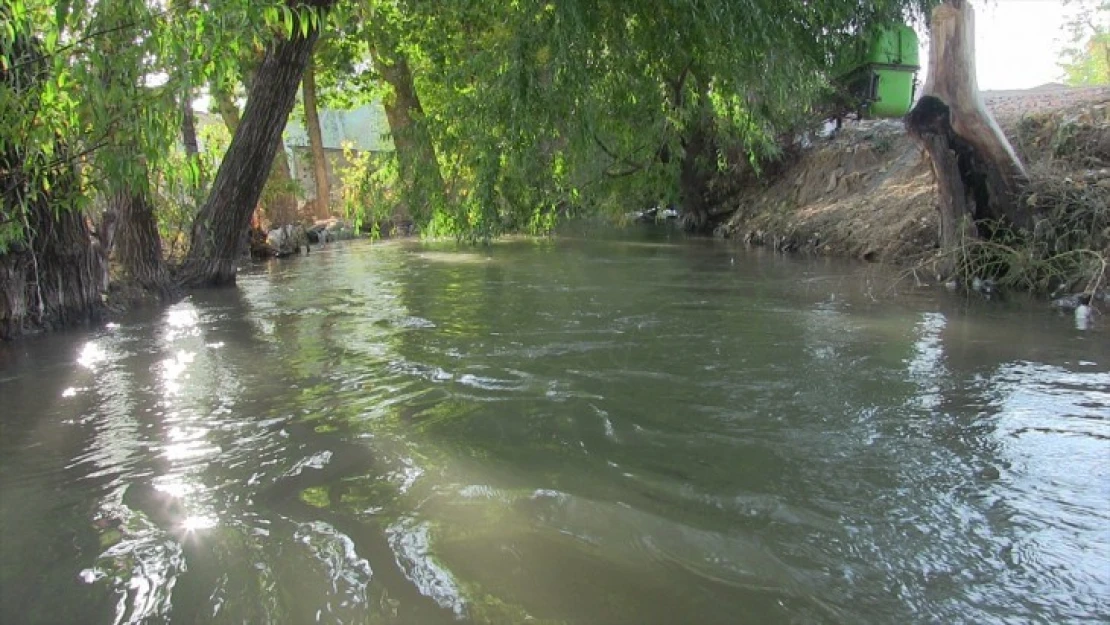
266, 224, 310, 257
307, 223, 331, 244
978, 465, 1001, 481
971, 277, 997, 294
1051, 293, 1091, 311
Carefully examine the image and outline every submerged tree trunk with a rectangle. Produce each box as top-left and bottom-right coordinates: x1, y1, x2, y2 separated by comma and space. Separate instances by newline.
0, 196, 107, 340
303, 49, 331, 219
180, 16, 325, 287
0, 136, 106, 338
906, 0, 1031, 269
370, 42, 445, 224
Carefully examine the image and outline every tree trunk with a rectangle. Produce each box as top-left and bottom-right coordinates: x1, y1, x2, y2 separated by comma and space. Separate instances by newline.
266, 148, 300, 228
678, 78, 716, 233
174, 0, 199, 161
182, 92, 200, 158
213, 87, 242, 134
370, 43, 445, 224
906, 0, 1031, 269
0, 207, 107, 340
180, 18, 324, 287
302, 49, 331, 219
112, 186, 176, 297
238, 50, 301, 230
1, 27, 106, 339
213, 77, 298, 231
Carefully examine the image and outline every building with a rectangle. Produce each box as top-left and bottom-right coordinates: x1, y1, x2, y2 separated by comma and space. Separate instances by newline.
282, 103, 394, 203
192, 102, 394, 204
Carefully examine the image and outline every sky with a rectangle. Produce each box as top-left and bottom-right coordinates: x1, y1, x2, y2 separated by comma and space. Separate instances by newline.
928, 0, 1092, 90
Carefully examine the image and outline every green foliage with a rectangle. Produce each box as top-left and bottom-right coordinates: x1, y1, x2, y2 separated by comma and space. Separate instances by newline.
3, 0, 939, 258
0, 0, 325, 255
1059, 1, 1110, 86
0, 3, 87, 253
336, 142, 396, 235
153, 122, 229, 260
348, 0, 932, 237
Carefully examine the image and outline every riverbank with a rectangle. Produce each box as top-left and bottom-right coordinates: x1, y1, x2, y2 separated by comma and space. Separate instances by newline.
716, 85, 1110, 283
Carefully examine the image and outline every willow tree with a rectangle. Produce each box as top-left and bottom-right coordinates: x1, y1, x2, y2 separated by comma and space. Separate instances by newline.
906, 0, 1031, 271
83, 0, 179, 296
181, 1, 337, 286
0, 14, 106, 338
371, 0, 932, 236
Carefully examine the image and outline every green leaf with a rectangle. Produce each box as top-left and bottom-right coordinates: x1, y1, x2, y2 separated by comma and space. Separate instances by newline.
55, 0, 71, 32
281, 5, 294, 39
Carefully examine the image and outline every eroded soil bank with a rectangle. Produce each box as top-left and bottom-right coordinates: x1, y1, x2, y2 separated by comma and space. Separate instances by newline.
717, 85, 1110, 271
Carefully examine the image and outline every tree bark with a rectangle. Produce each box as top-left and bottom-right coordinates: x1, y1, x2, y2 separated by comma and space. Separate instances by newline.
302, 48, 331, 219
212, 83, 298, 230
677, 76, 717, 233
266, 148, 300, 228
370, 42, 445, 224
906, 0, 1032, 269
1, 27, 106, 339
180, 15, 325, 287
181, 92, 200, 158
112, 185, 176, 296
213, 87, 242, 134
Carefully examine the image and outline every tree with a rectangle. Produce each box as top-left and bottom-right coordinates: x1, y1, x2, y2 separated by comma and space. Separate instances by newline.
369, 39, 445, 226
302, 44, 332, 219
180, 1, 335, 287
210, 49, 301, 232
87, 0, 175, 296
1059, 1, 1110, 86
367, 0, 930, 236
0, 14, 107, 338
5, 0, 945, 339
906, 0, 1031, 276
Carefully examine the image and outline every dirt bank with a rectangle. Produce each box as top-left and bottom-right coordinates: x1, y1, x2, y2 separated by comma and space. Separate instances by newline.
717, 85, 1110, 269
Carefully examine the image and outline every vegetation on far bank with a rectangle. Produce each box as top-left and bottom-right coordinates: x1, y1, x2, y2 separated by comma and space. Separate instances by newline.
719, 89, 1110, 297
2, 0, 1109, 339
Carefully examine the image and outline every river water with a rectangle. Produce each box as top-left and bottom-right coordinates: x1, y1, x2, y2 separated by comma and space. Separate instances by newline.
1, 234, 1107, 624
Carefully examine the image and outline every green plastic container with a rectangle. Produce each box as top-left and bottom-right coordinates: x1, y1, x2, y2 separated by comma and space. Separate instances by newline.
833, 24, 921, 118
865, 25, 919, 67
870, 67, 917, 117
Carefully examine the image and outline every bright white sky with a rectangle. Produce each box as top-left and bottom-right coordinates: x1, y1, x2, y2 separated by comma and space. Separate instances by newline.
925, 0, 1090, 90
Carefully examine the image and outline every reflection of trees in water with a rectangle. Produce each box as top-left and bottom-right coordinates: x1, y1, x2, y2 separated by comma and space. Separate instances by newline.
16, 241, 1107, 623
208, 245, 512, 622
1, 327, 158, 623
73, 296, 256, 623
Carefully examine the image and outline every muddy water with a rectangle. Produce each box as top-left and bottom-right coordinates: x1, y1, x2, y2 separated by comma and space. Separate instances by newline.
1, 234, 1107, 624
